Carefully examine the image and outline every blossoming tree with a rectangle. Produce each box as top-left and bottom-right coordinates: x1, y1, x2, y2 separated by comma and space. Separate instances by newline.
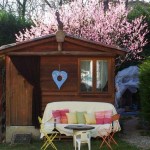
15, 0, 149, 67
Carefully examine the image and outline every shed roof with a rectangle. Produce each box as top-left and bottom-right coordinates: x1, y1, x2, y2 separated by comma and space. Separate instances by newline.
0, 33, 126, 56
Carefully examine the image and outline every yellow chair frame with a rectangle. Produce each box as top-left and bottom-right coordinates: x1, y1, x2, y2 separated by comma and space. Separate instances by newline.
38, 116, 58, 150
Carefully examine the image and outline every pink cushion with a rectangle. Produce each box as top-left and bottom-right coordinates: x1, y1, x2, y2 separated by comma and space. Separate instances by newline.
95, 111, 105, 124
55, 117, 61, 123
52, 110, 61, 123
52, 109, 69, 124
52, 110, 60, 118
104, 110, 112, 124
61, 116, 68, 124
60, 109, 69, 124
60, 109, 69, 117
96, 118, 104, 124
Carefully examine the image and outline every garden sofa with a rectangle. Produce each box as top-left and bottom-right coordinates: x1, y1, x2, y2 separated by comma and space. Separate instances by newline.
41, 101, 120, 138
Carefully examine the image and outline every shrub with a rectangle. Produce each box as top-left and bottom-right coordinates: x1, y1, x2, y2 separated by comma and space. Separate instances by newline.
139, 58, 150, 124
0, 10, 32, 46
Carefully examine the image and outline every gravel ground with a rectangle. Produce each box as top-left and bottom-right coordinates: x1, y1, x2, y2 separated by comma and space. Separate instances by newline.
121, 116, 150, 150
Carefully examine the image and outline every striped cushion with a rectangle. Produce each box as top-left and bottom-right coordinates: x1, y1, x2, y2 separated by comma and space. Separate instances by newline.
66, 112, 77, 124
52, 109, 69, 124
60, 109, 69, 124
95, 111, 105, 124
52, 110, 61, 123
84, 113, 96, 124
104, 110, 112, 124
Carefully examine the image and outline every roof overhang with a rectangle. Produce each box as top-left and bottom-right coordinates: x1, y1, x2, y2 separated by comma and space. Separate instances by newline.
0, 32, 127, 56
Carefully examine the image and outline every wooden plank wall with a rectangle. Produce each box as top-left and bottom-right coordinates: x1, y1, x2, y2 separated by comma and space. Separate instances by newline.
40, 56, 114, 112
6, 57, 33, 126
6, 55, 115, 125
40, 56, 78, 112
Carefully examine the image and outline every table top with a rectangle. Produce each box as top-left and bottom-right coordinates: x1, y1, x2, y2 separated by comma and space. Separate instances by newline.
64, 125, 95, 130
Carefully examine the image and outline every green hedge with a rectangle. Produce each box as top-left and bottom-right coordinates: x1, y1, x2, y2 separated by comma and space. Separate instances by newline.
139, 59, 150, 123
0, 10, 32, 46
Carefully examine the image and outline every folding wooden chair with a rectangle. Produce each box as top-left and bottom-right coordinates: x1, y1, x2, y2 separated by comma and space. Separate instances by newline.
38, 116, 58, 150
109, 114, 120, 146
98, 125, 112, 150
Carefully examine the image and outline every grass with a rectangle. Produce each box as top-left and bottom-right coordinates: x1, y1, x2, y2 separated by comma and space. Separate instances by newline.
0, 136, 140, 150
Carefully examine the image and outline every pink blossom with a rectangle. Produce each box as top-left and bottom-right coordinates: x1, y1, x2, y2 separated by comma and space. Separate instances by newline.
16, 0, 149, 66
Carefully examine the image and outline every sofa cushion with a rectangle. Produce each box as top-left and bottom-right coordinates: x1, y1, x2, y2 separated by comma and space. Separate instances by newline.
52, 110, 61, 123
60, 109, 69, 116
76, 111, 86, 124
60, 109, 69, 124
52, 109, 70, 124
66, 112, 77, 124
104, 110, 112, 124
95, 111, 105, 124
84, 113, 96, 124
52, 110, 60, 118
61, 116, 68, 124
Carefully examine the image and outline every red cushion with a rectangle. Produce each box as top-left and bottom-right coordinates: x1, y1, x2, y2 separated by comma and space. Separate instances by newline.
60, 109, 69, 117
104, 110, 112, 124
52, 110, 61, 123
60, 109, 69, 124
52, 109, 69, 124
95, 111, 105, 124
96, 118, 104, 124
52, 110, 60, 118
104, 118, 112, 124
61, 116, 68, 124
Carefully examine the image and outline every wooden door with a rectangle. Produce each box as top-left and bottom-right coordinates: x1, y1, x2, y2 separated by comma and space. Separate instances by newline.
6, 56, 33, 126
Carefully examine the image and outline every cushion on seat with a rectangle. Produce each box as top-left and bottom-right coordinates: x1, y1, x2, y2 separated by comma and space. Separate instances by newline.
66, 112, 77, 124
76, 111, 86, 124
60, 109, 69, 124
84, 113, 96, 124
95, 111, 105, 124
104, 110, 112, 124
60, 109, 69, 116
52, 110, 61, 123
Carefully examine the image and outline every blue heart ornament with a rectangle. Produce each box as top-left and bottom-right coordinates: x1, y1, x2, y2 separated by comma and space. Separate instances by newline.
52, 70, 68, 89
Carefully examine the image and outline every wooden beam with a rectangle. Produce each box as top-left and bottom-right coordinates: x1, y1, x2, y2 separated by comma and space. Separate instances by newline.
6, 56, 11, 126
0, 35, 56, 55
65, 37, 126, 55
8, 51, 116, 56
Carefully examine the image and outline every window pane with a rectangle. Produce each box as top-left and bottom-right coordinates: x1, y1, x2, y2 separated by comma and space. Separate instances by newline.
80, 60, 93, 92
96, 60, 108, 92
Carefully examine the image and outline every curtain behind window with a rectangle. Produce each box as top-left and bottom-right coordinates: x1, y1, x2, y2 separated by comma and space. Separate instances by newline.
11, 56, 41, 128
80, 60, 93, 92
96, 60, 108, 92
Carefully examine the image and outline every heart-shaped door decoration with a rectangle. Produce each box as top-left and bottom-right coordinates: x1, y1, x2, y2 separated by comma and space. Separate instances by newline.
52, 70, 68, 89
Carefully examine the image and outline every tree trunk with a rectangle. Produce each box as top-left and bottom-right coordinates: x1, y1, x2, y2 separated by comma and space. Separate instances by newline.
104, 0, 109, 12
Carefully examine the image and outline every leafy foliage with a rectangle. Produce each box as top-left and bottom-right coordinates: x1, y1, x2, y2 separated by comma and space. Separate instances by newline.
139, 58, 150, 124
116, 2, 150, 71
0, 10, 32, 46
128, 2, 150, 58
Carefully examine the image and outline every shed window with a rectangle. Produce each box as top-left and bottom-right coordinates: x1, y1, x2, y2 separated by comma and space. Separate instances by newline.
79, 59, 108, 93
96, 60, 108, 92
80, 60, 93, 92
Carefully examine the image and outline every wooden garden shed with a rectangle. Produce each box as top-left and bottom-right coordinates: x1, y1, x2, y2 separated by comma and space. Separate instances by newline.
0, 30, 125, 141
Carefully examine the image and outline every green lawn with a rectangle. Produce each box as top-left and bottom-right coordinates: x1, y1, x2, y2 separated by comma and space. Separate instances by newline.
0, 137, 140, 150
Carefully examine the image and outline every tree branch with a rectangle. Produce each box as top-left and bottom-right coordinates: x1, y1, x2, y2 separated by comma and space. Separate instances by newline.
16, 0, 23, 7
42, 0, 52, 8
